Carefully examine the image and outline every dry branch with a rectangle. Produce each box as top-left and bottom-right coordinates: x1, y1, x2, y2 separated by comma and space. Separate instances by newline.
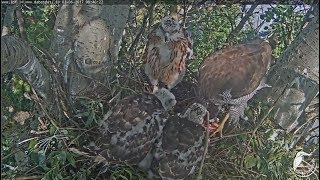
128, 1, 156, 56
197, 110, 210, 179
226, 4, 258, 44
16, 0, 28, 40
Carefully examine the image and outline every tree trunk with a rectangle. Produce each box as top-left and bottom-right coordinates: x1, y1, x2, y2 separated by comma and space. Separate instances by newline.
1, 4, 130, 123
50, 4, 130, 103
1, 36, 54, 103
260, 5, 319, 132
1, 5, 16, 36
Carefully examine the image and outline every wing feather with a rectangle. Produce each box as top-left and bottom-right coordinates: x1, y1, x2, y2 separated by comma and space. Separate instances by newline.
144, 20, 193, 89
198, 39, 272, 99
151, 116, 205, 179
98, 93, 167, 164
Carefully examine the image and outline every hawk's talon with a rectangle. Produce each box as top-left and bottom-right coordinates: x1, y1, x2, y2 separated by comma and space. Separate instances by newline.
211, 113, 230, 138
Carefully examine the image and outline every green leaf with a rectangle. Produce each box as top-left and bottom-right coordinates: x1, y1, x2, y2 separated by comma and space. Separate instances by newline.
118, 175, 129, 180
257, 159, 261, 169
66, 152, 76, 168
245, 155, 257, 169
196, 175, 204, 180
58, 151, 67, 164
56, 173, 63, 179
61, 129, 68, 135
24, 84, 31, 92
38, 150, 49, 171
30, 151, 39, 163
124, 168, 132, 179
49, 125, 57, 136
42, 173, 51, 180
18, 80, 24, 86
75, 112, 90, 117
28, 139, 38, 151
14, 151, 29, 165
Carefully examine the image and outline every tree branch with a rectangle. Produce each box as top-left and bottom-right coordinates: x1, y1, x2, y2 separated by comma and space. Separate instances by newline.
226, 4, 258, 45
197, 110, 210, 179
300, 1, 317, 30
128, 0, 156, 56
256, 5, 319, 134
15, 0, 28, 41
1, 36, 54, 104
1, 5, 16, 36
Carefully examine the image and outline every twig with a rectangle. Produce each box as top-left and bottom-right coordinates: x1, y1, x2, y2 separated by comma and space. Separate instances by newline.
31, 46, 76, 126
255, 20, 266, 32
240, 84, 289, 169
44, 159, 88, 177
300, 3, 314, 30
308, 125, 320, 134
60, 127, 97, 132
68, 147, 94, 158
15, 0, 28, 41
194, 0, 206, 7
186, 64, 198, 80
108, 90, 122, 104
17, 137, 39, 145
1, 148, 21, 161
290, 117, 318, 150
31, 87, 59, 130
215, 160, 245, 178
226, 4, 258, 45
120, 85, 139, 94
225, 161, 267, 177
67, 127, 95, 147
210, 131, 252, 143
197, 110, 210, 179
15, 176, 43, 180
293, 113, 318, 135
68, 70, 109, 89
24, 165, 40, 175
30, 130, 49, 135
182, 1, 188, 27
128, 0, 156, 56
30, 87, 70, 149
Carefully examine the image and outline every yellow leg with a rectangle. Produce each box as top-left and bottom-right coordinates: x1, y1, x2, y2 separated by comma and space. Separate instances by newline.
211, 113, 230, 138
